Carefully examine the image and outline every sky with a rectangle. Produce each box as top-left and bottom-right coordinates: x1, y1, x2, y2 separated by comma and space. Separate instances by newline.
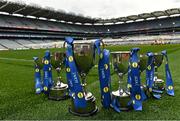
8, 0, 180, 19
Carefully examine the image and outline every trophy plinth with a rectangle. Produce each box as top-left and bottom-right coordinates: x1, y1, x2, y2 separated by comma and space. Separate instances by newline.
111, 51, 131, 111
49, 82, 69, 100
153, 53, 165, 91
69, 92, 98, 116
48, 52, 69, 100
112, 90, 131, 110
153, 77, 165, 91
69, 42, 98, 116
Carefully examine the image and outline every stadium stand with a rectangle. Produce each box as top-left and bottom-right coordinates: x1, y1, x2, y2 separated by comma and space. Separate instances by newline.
0, 14, 178, 38
0, 39, 25, 49
104, 34, 180, 45
0, 1, 179, 50
0, 44, 7, 50
0, 39, 64, 50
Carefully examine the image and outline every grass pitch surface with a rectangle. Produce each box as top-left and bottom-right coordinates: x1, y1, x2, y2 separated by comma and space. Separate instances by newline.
0, 44, 180, 120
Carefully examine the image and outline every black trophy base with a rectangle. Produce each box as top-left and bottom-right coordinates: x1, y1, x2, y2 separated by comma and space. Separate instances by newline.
112, 89, 131, 111
48, 83, 69, 101
69, 92, 98, 117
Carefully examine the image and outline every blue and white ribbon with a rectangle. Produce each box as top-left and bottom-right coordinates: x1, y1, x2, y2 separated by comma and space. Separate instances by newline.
162, 50, 175, 96
130, 48, 143, 111
94, 39, 111, 108
43, 50, 54, 94
65, 57, 74, 96
65, 37, 87, 108
146, 52, 154, 89
146, 52, 161, 99
33, 57, 43, 94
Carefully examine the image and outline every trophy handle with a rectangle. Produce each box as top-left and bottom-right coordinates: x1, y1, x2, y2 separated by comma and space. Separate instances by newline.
99, 39, 105, 49
63, 41, 67, 49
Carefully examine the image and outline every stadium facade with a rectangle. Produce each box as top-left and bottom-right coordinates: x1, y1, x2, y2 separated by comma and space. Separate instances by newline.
0, 0, 179, 50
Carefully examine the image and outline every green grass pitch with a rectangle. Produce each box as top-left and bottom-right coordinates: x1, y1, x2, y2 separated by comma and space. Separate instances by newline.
0, 44, 180, 120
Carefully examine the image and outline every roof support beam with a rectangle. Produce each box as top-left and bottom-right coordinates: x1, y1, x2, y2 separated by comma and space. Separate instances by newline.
43, 12, 52, 18
178, 9, 180, 13
150, 13, 158, 19
0, 1, 7, 7
29, 9, 42, 16
0, 2, 9, 10
164, 11, 170, 16
13, 5, 27, 14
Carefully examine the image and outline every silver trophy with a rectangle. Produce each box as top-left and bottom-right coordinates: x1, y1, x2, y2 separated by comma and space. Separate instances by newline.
69, 42, 98, 116
153, 53, 165, 91
48, 52, 69, 100
111, 51, 131, 110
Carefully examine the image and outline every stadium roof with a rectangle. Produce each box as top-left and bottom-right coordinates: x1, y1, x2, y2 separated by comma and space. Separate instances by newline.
0, 0, 180, 24
0, 0, 98, 23
98, 8, 180, 24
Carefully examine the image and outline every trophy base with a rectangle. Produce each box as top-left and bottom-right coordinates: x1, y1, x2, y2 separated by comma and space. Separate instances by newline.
153, 78, 165, 91
69, 92, 98, 117
140, 85, 150, 98
112, 89, 131, 111
142, 85, 151, 98
48, 83, 69, 101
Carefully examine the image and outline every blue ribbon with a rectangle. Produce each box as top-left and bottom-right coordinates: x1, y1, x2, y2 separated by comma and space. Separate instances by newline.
43, 50, 54, 94
94, 39, 111, 108
94, 39, 101, 55
162, 50, 175, 96
146, 52, 154, 89
146, 52, 161, 99
130, 48, 143, 111
111, 96, 121, 112
33, 57, 43, 94
65, 37, 87, 108
65, 57, 74, 96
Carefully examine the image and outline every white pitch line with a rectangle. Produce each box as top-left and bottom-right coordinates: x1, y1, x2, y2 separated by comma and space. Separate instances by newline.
0, 57, 33, 62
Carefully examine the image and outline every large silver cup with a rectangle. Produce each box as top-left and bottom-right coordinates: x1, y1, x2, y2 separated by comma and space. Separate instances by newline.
69, 42, 98, 116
